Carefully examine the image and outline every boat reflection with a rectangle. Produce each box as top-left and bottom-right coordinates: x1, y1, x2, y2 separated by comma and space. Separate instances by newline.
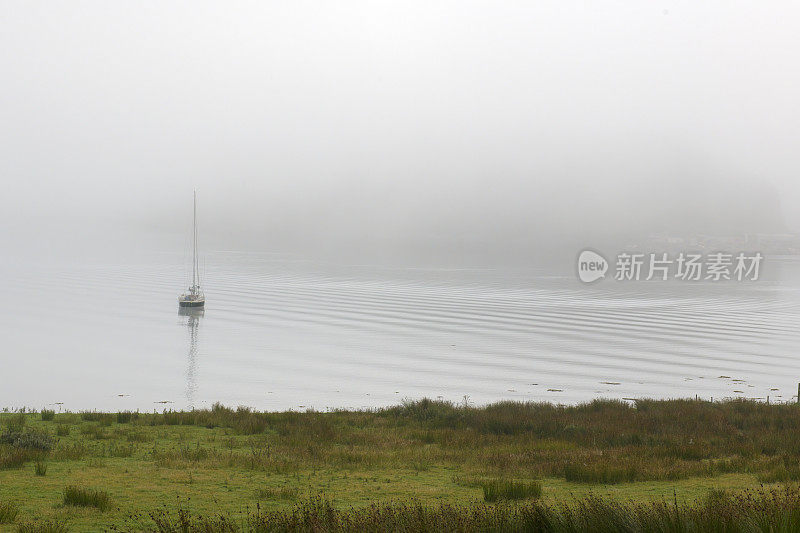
178, 307, 203, 408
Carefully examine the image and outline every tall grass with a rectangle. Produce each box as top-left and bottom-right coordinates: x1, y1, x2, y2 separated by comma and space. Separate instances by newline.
79, 412, 113, 425
0, 448, 43, 470
116, 411, 135, 424
139, 486, 800, 532
40, 410, 55, 422
0, 431, 54, 451
79, 423, 110, 440
8, 399, 800, 485
0, 500, 19, 523
63, 486, 110, 511
3, 413, 26, 433
480, 479, 542, 502
51, 442, 86, 461
105, 398, 800, 483
0, 428, 53, 470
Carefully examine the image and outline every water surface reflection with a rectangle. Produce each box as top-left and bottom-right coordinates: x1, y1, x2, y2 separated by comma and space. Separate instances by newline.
179, 307, 203, 408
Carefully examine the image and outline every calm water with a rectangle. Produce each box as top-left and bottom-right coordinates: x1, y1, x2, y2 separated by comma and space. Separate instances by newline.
2, 248, 800, 411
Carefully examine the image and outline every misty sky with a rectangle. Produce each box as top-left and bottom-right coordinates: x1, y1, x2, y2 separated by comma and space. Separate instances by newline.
1, 2, 799, 261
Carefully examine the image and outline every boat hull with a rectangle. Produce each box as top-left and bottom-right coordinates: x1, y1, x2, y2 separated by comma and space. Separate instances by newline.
178, 306, 204, 317
179, 300, 205, 308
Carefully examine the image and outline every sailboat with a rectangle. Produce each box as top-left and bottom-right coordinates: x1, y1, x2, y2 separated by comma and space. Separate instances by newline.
179, 191, 205, 308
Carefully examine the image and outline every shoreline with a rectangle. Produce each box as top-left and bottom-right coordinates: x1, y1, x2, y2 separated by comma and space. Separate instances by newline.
4, 390, 798, 416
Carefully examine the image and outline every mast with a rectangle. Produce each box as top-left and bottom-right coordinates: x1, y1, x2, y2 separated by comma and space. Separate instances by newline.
192, 190, 198, 293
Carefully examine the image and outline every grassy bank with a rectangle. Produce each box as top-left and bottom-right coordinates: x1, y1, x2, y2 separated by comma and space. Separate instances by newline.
132, 487, 800, 532
1, 398, 800, 530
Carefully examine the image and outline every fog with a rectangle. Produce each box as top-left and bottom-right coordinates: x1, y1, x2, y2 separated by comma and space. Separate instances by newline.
2, 1, 799, 265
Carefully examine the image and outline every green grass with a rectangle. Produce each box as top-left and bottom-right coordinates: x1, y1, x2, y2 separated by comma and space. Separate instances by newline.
16, 520, 69, 533
255, 486, 300, 501
1, 399, 800, 529
39, 410, 55, 422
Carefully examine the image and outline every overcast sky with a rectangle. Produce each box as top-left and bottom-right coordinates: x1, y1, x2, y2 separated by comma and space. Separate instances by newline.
1, 1, 798, 260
